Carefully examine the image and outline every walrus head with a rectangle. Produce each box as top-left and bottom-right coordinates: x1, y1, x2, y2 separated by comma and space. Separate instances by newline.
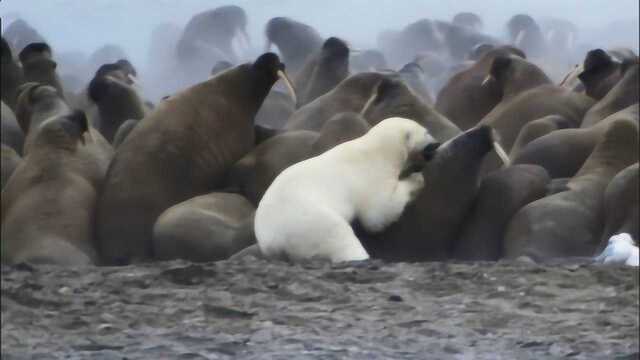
321, 37, 350, 64
88, 62, 133, 103
15, 82, 60, 133
18, 42, 53, 64
252, 52, 297, 105
34, 110, 91, 150
18, 42, 57, 76
578, 49, 624, 99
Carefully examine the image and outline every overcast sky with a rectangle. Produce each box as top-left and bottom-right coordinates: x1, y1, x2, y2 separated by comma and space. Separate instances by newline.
2, 0, 638, 66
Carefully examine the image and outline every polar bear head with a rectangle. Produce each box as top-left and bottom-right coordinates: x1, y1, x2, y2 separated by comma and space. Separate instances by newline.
366, 117, 439, 161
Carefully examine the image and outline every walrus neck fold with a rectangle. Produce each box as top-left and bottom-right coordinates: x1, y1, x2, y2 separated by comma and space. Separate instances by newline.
573, 119, 639, 182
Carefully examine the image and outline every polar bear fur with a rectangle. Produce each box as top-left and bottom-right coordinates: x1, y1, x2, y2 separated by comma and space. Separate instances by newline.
254, 117, 437, 262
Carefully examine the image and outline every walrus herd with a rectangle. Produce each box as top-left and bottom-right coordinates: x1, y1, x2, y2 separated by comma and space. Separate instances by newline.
1, 7, 638, 267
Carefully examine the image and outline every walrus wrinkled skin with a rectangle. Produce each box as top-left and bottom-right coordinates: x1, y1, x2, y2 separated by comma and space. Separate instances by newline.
97, 53, 289, 265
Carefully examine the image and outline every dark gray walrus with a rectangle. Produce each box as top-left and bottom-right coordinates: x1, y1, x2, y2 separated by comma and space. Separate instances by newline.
452, 164, 550, 261
361, 125, 504, 261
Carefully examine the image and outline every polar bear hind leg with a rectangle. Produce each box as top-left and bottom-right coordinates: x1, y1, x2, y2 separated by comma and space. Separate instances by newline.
258, 206, 369, 263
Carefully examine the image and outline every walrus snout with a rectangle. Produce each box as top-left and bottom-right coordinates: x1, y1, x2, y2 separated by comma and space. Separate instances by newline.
422, 142, 441, 161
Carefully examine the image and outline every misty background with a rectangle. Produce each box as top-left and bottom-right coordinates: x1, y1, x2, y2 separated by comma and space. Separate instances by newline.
3, 0, 638, 64
2, 0, 638, 100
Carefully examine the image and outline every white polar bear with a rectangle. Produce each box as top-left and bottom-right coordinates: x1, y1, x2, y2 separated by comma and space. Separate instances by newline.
254, 117, 438, 263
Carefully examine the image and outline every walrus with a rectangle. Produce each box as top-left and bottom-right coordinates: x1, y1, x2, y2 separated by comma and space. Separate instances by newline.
96, 53, 296, 264
478, 84, 595, 175
577, 49, 630, 101
397, 62, 433, 105
581, 62, 639, 128
254, 90, 296, 129
284, 72, 388, 132
506, 14, 546, 58
14, 82, 71, 154
599, 163, 639, 246
558, 63, 585, 92
1, 110, 109, 265
434, 46, 544, 130
2, 19, 46, 54
18, 42, 65, 99
174, 5, 248, 86
112, 119, 139, 148
265, 17, 324, 76
1, 101, 24, 154
1, 144, 22, 190
479, 55, 552, 100
509, 114, 572, 158
361, 125, 505, 261
350, 49, 388, 73
153, 193, 256, 262
1, 36, 24, 112
294, 37, 350, 107
503, 118, 639, 261
87, 62, 147, 142
454, 12, 483, 30
452, 164, 550, 261
360, 76, 461, 142
512, 103, 638, 178
227, 112, 370, 205
210, 61, 233, 77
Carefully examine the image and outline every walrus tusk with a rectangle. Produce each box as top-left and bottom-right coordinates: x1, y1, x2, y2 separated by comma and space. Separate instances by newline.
360, 83, 380, 116
241, 29, 251, 49
277, 70, 297, 105
490, 129, 511, 166
493, 140, 511, 166
127, 73, 139, 86
85, 129, 95, 144
514, 29, 525, 48
481, 74, 493, 87
546, 29, 556, 44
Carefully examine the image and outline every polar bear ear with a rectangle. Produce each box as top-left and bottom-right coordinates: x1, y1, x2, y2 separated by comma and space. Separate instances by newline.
404, 131, 411, 144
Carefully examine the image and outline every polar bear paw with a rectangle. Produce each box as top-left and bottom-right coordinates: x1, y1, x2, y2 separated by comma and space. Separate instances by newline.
404, 172, 425, 201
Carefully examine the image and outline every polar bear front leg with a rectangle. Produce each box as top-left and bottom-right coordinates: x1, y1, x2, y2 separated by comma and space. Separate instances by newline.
359, 172, 425, 233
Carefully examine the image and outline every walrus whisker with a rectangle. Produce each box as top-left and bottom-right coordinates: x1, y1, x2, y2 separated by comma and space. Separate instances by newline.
277, 69, 297, 105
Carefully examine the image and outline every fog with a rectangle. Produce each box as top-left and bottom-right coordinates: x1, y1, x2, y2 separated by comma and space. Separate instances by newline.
2, 0, 638, 100
3, 0, 638, 61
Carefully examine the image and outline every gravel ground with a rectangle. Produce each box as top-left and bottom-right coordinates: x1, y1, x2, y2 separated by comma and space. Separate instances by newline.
1, 257, 638, 359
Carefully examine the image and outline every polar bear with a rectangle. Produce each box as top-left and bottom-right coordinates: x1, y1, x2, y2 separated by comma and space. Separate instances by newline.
254, 117, 439, 262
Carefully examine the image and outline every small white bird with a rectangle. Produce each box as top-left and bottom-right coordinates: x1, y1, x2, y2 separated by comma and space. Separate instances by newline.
593, 233, 639, 267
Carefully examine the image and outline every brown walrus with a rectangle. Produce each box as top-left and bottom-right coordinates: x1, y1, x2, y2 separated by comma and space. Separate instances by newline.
503, 118, 639, 261
96, 53, 296, 265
